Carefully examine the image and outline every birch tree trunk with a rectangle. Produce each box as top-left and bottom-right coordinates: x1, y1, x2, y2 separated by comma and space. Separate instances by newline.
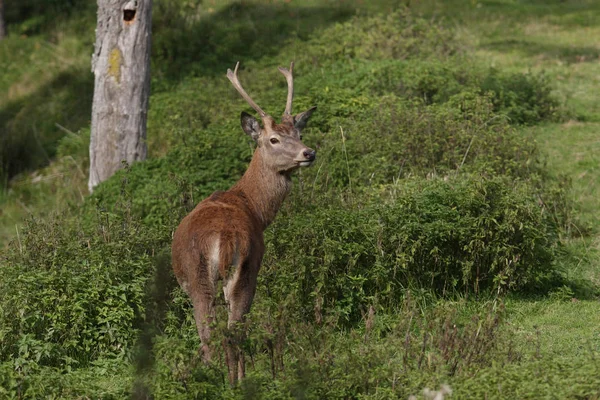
89, 0, 152, 192
0, 0, 7, 40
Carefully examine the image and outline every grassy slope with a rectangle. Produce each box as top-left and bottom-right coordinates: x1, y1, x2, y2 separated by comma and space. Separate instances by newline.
0, 7, 94, 246
1, 0, 599, 397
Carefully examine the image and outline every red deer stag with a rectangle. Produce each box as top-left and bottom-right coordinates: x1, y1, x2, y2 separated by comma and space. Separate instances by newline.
172, 61, 316, 385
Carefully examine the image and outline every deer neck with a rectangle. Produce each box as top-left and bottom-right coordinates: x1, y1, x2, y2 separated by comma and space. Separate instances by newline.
232, 150, 292, 229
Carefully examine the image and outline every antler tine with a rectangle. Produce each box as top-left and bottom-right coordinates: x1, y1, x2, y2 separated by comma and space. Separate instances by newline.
227, 62, 267, 118
278, 61, 294, 119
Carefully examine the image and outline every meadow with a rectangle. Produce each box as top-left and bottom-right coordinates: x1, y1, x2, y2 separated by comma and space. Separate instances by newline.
0, 0, 599, 398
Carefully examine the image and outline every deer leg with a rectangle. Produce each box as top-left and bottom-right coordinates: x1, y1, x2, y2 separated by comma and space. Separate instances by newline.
189, 237, 221, 364
191, 289, 216, 363
223, 263, 257, 385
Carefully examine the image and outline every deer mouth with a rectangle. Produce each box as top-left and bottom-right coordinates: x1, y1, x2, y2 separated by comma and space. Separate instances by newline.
295, 160, 314, 167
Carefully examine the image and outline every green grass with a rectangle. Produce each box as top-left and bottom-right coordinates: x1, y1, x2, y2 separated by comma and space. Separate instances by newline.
508, 299, 600, 357
446, 2, 600, 397
531, 121, 600, 289
533, 123, 600, 228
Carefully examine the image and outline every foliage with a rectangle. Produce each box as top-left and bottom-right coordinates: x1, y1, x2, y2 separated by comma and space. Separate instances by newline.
0, 207, 169, 371
0, 169, 563, 396
0, 358, 131, 399
480, 69, 561, 125
305, 92, 539, 191
263, 176, 559, 327
0, 0, 596, 398
87, 121, 252, 227
144, 299, 510, 399
303, 9, 459, 64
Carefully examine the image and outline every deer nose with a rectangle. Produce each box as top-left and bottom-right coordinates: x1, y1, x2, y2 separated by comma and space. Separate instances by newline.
303, 149, 316, 161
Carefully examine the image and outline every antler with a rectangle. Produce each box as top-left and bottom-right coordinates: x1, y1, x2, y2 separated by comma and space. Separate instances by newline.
227, 62, 267, 118
278, 61, 294, 122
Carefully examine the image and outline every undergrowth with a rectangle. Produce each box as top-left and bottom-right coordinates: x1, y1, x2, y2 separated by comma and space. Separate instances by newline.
0, 1, 594, 399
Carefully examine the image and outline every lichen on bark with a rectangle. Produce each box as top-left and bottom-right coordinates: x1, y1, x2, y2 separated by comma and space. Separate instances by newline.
108, 48, 122, 83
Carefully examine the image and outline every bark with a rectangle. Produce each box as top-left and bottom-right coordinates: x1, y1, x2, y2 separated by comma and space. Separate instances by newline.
0, 0, 6, 40
89, 0, 152, 192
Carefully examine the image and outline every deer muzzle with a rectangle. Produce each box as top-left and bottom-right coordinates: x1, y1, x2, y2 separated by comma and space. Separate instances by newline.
295, 148, 316, 167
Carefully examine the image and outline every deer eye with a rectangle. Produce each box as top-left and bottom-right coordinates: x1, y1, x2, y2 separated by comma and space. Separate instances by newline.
270, 137, 280, 144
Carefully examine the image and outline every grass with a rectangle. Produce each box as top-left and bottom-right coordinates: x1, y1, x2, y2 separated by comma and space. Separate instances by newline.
1, 0, 600, 398
0, 5, 93, 245
436, 2, 600, 396
508, 299, 600, 357
534, 123, 600, 229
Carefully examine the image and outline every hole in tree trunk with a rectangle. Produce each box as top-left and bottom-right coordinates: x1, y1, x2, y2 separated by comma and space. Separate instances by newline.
123, 9, 136, 23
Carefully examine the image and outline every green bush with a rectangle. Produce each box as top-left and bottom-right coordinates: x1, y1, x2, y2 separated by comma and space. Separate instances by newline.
148, 299, 509, 399
302, 92, 539, 191
263, 175, 558, 325
307, 9, 459, 64
0, 210, 169, 371
0, 170, 560, 390
373, 59, 473, 103
0, 358, 131, 399
480, 69, 560, 125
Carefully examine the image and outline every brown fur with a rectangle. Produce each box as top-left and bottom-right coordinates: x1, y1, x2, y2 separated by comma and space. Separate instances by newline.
172, 62, 316, 385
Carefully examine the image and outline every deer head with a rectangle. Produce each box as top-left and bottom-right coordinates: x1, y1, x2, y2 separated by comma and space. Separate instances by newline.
227, 62, 317, 174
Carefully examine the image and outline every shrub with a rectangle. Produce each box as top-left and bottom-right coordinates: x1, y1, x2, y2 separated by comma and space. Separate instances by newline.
87, 121, 252, 227
302, 92, 539, 191
149, 299, 508, 399
0, 358, 131, 399
480, 69, 560, 125
0, 209, 169, 370
0, 172, 560, 387
262, 175, 559, 325
307, 9, 459, 64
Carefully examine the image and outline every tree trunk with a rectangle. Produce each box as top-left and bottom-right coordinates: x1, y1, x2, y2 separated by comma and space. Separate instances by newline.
0, 0, 7, 40
89, 0, 152, 192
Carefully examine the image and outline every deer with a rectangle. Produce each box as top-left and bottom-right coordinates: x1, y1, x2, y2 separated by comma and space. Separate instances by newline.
171, 61, 317, 385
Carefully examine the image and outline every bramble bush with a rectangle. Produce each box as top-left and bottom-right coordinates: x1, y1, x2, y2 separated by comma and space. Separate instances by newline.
303, 92, 540, 191
306, 9, 459, 63
0, 175, 559, 374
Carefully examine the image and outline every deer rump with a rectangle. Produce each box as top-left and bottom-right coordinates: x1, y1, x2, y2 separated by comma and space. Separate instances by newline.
172, 189, 264, 300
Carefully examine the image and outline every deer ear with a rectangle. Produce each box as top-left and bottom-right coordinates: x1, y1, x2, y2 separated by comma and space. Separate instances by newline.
293, 106, 317, 131
241, 111, 261, 141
